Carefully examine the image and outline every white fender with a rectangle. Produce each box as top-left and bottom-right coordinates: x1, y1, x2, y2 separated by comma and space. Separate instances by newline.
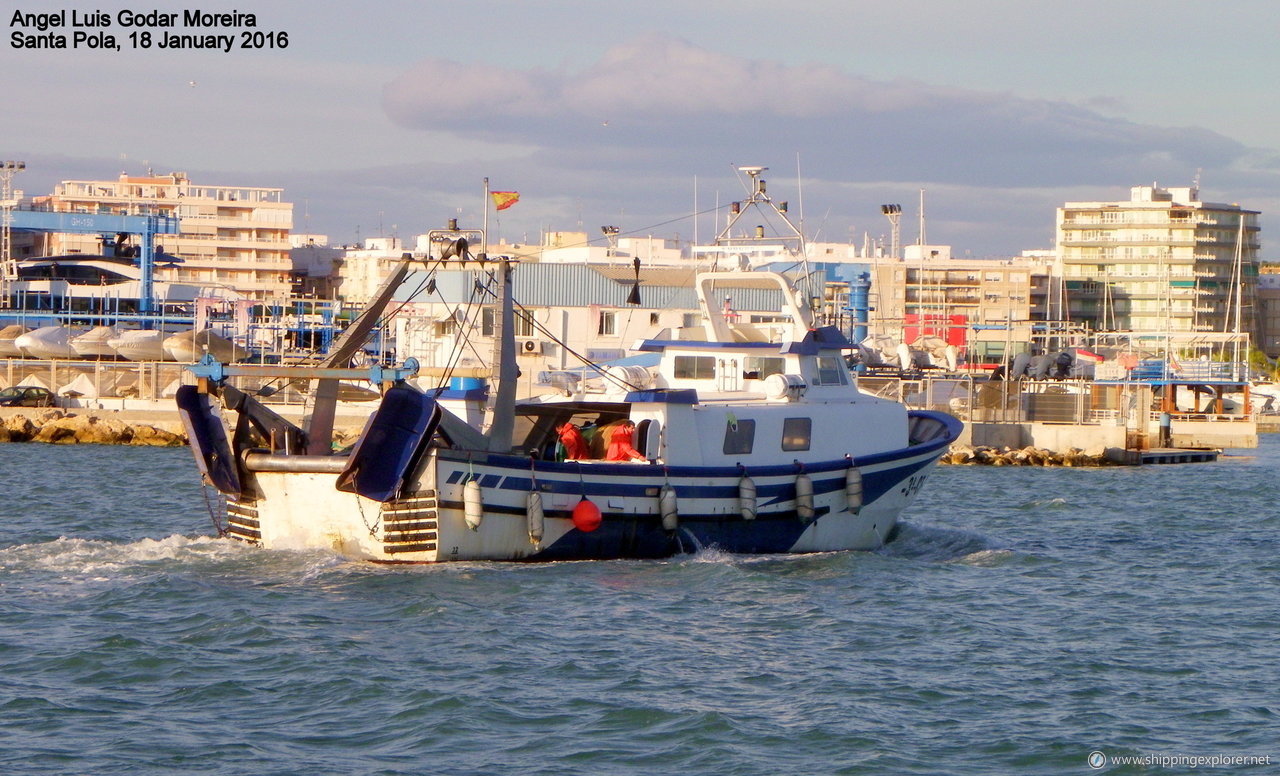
463, 478, 483, 531
795, 473, 815, 521
738, 475, 757, 520
845, 466, 863, 512
659, 484, 678, 532
526, 490, 545, 546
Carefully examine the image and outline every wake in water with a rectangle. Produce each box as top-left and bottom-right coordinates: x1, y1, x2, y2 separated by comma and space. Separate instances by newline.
0, 533, 358, 597
0, 534, 237, 575
880, 520, 1016, 565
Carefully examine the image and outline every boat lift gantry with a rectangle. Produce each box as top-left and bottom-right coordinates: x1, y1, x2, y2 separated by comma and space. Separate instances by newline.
0, 206, 179, 314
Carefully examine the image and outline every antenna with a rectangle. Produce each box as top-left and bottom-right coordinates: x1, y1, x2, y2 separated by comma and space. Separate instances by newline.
918, 188, 927, 246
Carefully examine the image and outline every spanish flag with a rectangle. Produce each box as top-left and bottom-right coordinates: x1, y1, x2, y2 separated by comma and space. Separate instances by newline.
491, 191, 520, 211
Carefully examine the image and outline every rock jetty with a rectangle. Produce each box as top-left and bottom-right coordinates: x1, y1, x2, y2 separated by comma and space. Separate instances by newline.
942, 444, 1117, 467
0, 410, 188, 446
0, 409, 366, 448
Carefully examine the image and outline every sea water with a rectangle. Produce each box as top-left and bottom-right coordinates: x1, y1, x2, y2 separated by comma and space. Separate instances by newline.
1, 439, 1277, 775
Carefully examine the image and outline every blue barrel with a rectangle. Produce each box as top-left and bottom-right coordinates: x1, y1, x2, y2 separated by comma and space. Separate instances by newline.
450, 377, 483, 391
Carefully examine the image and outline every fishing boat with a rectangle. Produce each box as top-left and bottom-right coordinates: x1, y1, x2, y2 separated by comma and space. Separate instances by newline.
176, 230, 962, 562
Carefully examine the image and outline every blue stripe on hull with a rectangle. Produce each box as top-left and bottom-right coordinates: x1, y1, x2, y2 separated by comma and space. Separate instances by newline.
424, 409, 961, 561
440, 453, 935, 512
528, 514, 815, 559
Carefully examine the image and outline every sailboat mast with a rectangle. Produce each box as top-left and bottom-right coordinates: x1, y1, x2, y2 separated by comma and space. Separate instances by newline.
1234, 214, 1245, 379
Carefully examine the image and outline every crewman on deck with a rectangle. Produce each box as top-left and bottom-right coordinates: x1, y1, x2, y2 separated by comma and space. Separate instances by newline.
558, 421, 590, 460
605, 420, 647, 462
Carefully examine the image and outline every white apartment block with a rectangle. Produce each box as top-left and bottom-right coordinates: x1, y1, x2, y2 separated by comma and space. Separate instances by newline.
1056, 185, 1259, 338
35, 172, 294, 302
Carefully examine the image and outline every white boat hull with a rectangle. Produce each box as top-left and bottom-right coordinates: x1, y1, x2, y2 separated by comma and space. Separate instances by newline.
222, 413, 956, 562
108, 330, 171, 361
70, 326, 122, 358
13, 326, 80, 359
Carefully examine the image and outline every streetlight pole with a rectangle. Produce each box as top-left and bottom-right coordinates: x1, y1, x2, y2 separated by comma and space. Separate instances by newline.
2, 161, 27, 306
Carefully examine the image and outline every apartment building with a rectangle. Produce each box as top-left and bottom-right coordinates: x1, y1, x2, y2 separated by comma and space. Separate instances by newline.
34, 172, 294, 302
1056, 185, 1259, 339
867, 245, 1055, 362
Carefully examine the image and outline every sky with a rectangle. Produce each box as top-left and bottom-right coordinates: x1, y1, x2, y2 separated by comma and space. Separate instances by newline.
5, 0, 1280, 258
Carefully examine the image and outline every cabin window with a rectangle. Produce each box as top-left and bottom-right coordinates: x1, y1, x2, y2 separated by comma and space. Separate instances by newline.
743, 356, 785, 380
650, 313, 660, 326
782, 417, 811, 451
722, 418, 755, 455
674, 356, 716, 379
481, 307, 495, 337
814, 356, 847, 385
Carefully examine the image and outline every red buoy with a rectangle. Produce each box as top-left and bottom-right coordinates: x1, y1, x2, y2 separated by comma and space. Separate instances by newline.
572, 498, 602, 532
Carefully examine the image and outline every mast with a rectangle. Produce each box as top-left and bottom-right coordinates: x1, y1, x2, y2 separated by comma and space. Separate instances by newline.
479, 178, 516, 452
303, 253, 416, 454
1233, 213, 1245, 380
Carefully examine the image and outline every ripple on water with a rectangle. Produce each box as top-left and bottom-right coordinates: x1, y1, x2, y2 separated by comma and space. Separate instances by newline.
3, 441, 1280, 775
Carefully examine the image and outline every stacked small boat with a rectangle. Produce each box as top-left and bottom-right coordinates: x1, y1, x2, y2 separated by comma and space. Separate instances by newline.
70, 325, 122, 359
13, 326, 82, 359
162, 329, 245, 363
107, 329, 169, 361
0, 325, 29, 358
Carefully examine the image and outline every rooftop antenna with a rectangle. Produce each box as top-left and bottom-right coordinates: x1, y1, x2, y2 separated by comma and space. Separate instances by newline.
795, 152, 805, 240
918, 188, 927, 246
715, 166, 804, 250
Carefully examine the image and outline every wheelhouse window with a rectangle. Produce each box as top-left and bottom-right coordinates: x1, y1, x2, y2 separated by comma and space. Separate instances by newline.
723, 418, 756, 455
674, 355, 716, 379
781, 417, 811, 451
814, 356, 848, 385
743, 356, 785, 380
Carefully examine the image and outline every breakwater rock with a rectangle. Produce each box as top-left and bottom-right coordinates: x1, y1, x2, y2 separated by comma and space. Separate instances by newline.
942, 444, 1118, 467
0, 411, 188, 446
0, 410, 368, 448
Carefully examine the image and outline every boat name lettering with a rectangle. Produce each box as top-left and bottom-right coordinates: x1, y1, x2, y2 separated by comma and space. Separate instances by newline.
901, 474, 928, 499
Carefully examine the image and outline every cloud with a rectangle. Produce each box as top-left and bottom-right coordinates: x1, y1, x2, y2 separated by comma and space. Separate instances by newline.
382, 33, 1253, 191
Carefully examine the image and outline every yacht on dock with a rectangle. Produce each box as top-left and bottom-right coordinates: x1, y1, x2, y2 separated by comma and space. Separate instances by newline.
2, 254, 238, 314
177, 223, 961, 562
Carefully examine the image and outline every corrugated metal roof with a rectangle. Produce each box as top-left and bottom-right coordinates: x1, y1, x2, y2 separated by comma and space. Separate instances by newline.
394, 264, 789, 313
